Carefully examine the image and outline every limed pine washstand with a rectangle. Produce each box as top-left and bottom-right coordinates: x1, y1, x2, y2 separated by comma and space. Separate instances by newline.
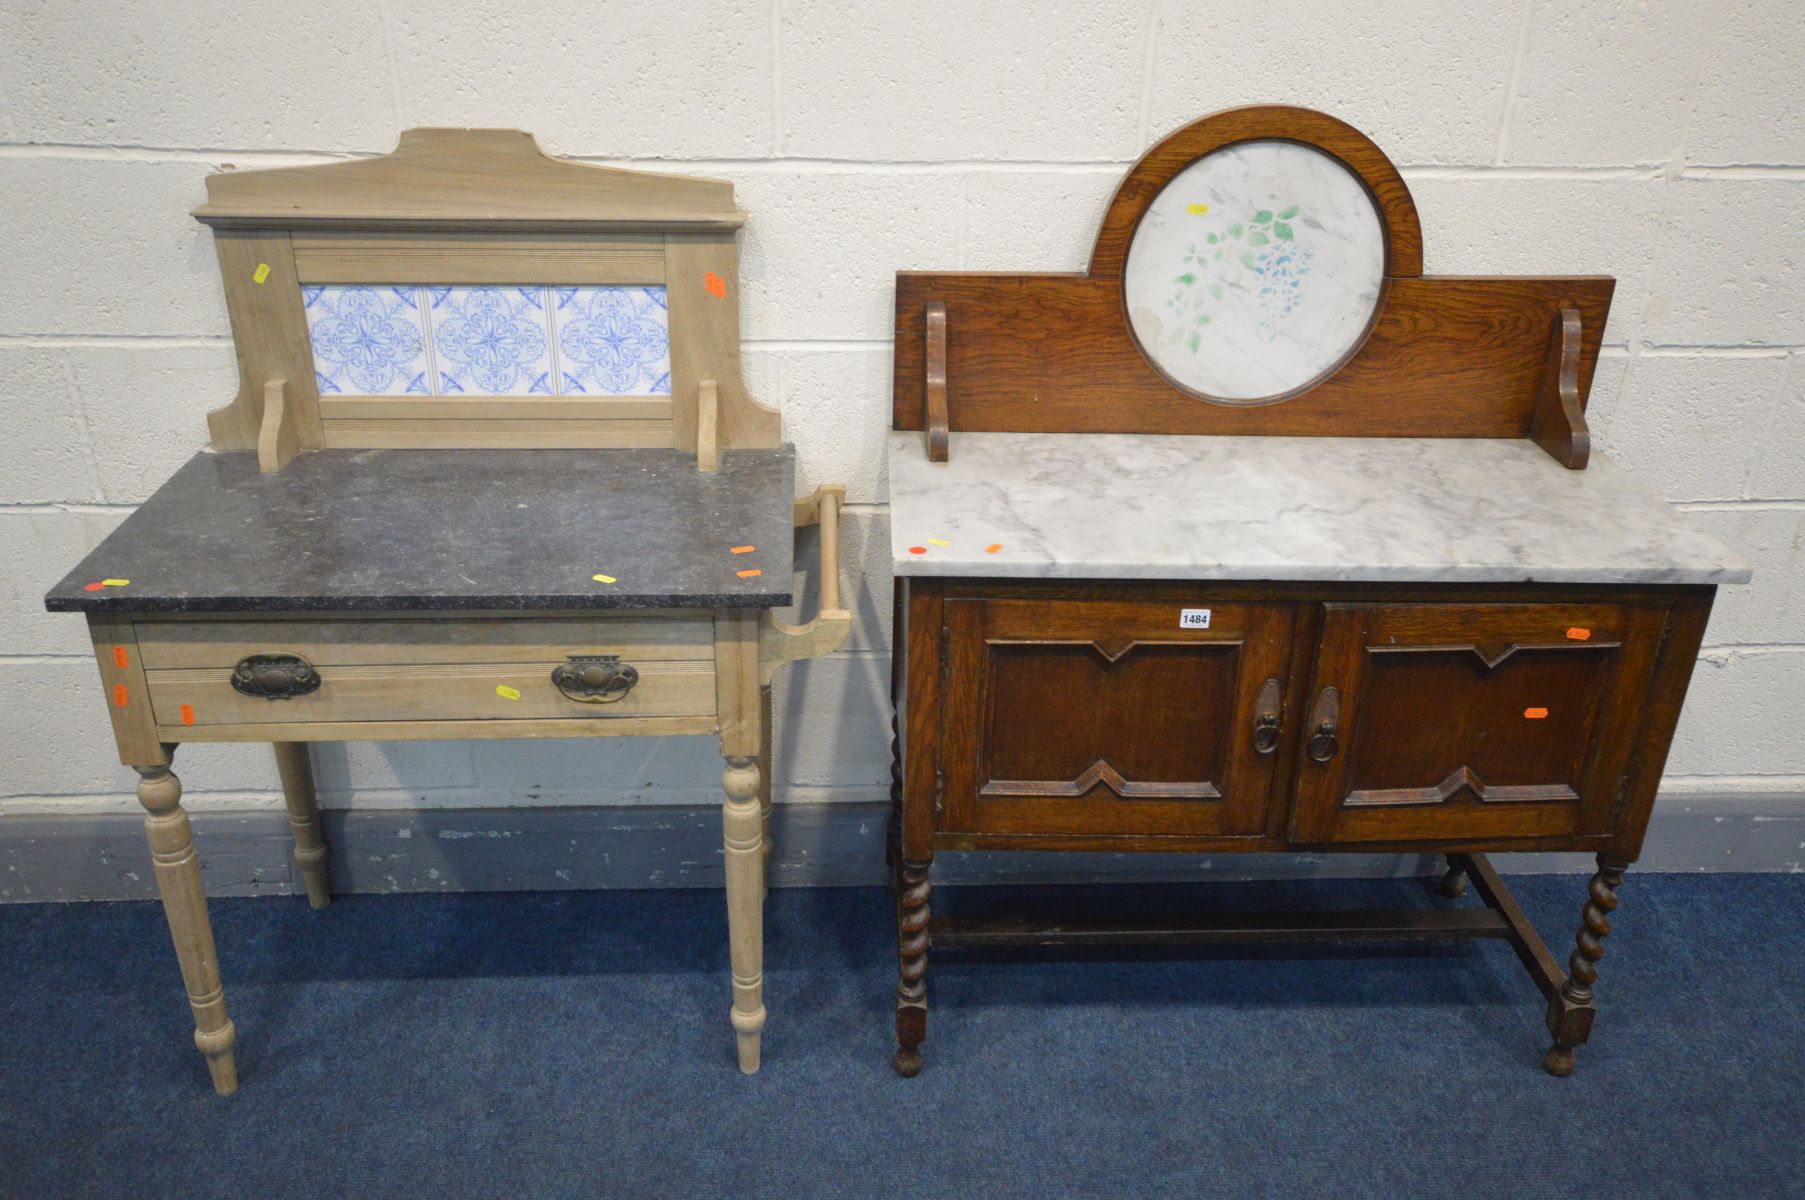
884, 106, 1749, 1078
45, 130, 850, 1091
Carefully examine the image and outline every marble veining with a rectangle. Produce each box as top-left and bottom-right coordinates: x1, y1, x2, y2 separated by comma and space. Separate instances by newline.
887, 432, 1750, 586
304, 285, 670, 398
1124, 141, 1384, 401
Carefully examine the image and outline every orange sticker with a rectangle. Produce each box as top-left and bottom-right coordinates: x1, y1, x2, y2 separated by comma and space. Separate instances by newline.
113, 646, 128, 669
113, 684, 128, 707
908, 546, 927, 555
737, 568, 762, 578
180, 703, 195, 725
730, 545, 756, 554
83, 581, 106, 592
985, 543, 1003, 554
1524, 707, 1549, 719
704, 271, 727, 298
1566, 627, 1591, 641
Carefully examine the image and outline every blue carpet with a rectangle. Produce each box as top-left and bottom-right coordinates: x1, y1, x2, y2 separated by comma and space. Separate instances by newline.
2, 874, 1802, 1199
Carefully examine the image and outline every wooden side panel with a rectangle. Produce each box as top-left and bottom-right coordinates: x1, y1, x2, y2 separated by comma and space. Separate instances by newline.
892, 273, 1613, 439
209, 230, 322, 451
88, 615, 166, 766
714, 608, 762, 757
900, 583, 943, 859
666, 235, 780, 455
1611, 594, 1714, 861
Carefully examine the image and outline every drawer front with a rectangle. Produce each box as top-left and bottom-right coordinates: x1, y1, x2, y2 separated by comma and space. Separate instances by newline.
133, 614, 715, 730
939, 597, 1294, 839
1289, 602, 1667, 844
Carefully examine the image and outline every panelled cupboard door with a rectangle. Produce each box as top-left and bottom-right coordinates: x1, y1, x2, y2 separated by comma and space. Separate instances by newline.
1290, 602, 1669, 844
939, 597, 1294, 838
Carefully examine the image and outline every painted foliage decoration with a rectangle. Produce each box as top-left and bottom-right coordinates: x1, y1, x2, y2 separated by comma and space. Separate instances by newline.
1123, 140, 1384, 402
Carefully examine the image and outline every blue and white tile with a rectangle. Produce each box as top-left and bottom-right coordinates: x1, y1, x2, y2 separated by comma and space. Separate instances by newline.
304, 285, 431, 396
425, 286, 555, 396
551, 286, 671, 396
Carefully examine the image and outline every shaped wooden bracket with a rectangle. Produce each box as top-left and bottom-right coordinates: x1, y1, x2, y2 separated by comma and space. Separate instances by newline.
924, 301, 949, 462
761, 484, 852, 685
1530, 308, 1590, 470
257, 378, 300, 473
697, 378, 720, 472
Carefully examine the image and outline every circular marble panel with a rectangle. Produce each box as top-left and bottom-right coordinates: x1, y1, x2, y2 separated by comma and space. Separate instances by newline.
1124, 140, 1385, 402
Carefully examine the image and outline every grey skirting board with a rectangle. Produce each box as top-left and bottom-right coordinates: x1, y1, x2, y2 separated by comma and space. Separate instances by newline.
3, 796, 1803, 903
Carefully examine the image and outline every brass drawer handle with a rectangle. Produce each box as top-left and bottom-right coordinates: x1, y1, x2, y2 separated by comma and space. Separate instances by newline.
231, 653, 321, 701
1307, 686, 1341, 764
552, 655, 639, 704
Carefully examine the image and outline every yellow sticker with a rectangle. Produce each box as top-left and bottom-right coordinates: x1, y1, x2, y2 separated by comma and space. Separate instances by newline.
252, 263, 271, 284
927, 537, 951, 547
495, 685, 521, 701
101, 578, 130, 587
592, 574, 616, 584
1186, 203, 1210, 215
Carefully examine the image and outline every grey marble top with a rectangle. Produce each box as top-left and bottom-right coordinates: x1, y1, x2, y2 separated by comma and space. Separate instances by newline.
46, 447, 796, 613
888, 432, 1750, 586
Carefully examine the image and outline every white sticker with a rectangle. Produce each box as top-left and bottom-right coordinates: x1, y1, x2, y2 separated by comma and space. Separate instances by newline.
1179, 608, 1212, 629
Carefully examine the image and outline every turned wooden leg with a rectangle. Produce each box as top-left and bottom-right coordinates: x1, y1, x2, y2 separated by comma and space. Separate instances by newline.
757, 685, 774, 897
1438, 853, 1469, 898
136, 762, 238, 1095
894, 858, 931, 1077
722, 755, 767, 1073
1544, 855, 1629, 1077
273, 742, 330, 909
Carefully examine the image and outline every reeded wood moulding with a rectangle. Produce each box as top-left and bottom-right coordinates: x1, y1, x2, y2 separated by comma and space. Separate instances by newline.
895, 105, 1607, 468
196, 128, 777, 471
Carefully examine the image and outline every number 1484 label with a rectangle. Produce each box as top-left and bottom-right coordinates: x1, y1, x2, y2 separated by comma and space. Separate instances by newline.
1179, 608, 1212, 629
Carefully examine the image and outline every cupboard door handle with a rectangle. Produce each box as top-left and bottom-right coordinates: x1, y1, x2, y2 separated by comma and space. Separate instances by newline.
1252, 676, 1282, 755
1306, 687, 1341, 764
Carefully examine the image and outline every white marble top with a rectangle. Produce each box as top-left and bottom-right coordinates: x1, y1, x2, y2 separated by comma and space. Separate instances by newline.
887, 432, 1750, 585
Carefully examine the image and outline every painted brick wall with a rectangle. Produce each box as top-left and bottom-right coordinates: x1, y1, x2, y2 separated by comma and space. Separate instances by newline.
1, 2, 1800, 842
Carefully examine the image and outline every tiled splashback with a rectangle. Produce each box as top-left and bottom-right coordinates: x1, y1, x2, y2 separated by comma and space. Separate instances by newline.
303, 285, 672, 397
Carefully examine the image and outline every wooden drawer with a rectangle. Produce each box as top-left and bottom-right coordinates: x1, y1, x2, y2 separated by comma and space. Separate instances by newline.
131, 614, 715, 734
1289, 601, 1668, 844
937, 596, 1294, 839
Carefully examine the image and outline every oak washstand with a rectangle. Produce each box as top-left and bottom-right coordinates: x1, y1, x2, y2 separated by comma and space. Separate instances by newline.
884, 106, 1749, 1078
44, 130, 850, 1091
